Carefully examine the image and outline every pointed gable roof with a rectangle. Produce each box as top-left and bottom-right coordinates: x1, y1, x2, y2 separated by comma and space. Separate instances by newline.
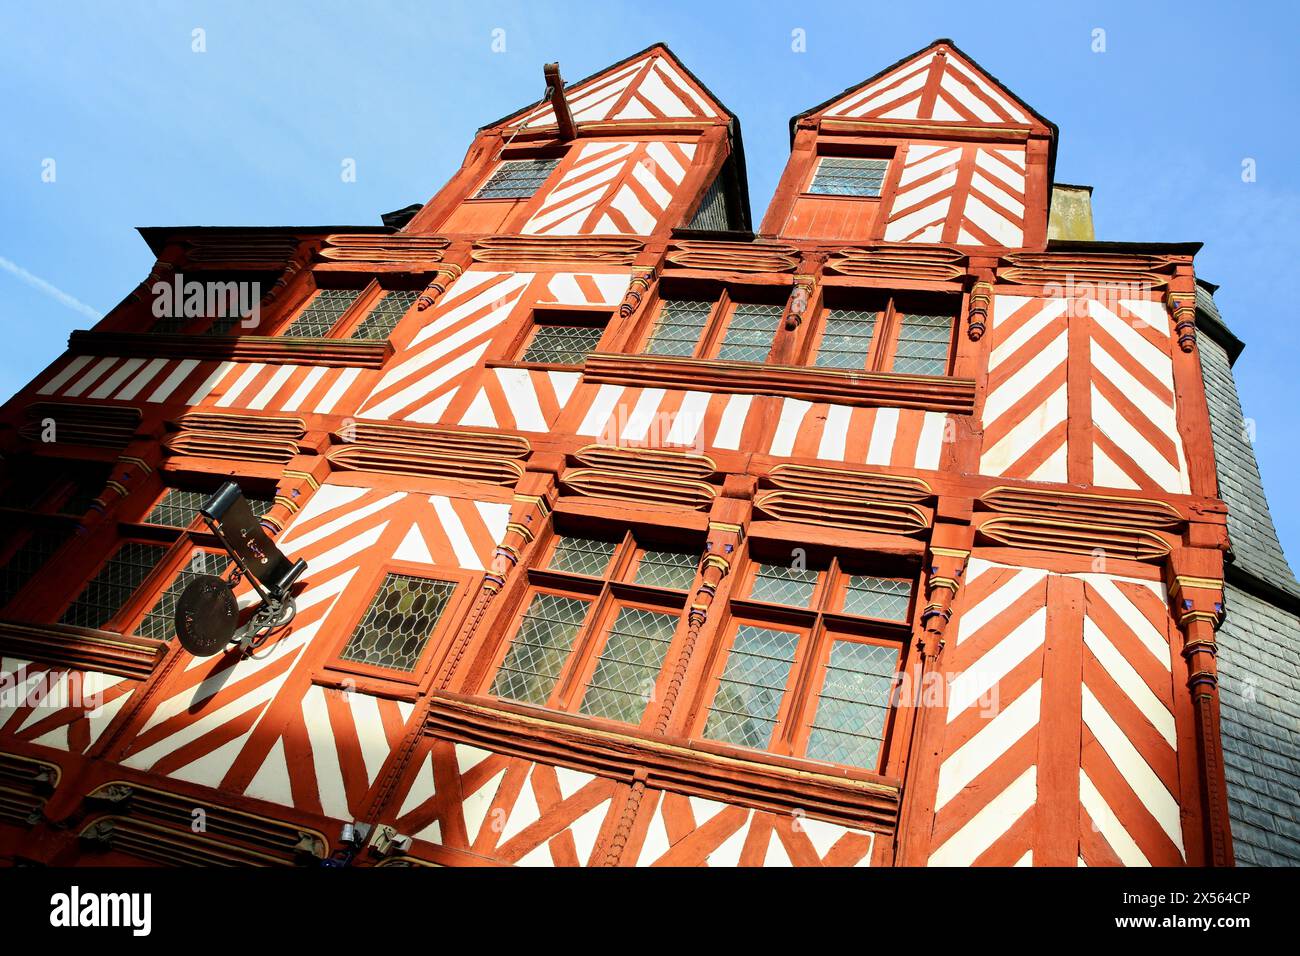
490, 43, 730, 131
796, 39, 1054, 134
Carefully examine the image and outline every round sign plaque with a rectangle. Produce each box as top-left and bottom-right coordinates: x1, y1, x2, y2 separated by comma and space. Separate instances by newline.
174, 574, 238, 657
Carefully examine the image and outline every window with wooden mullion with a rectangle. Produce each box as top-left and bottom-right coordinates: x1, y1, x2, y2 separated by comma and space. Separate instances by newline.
809, 293, 956, 377
486, 528, 697, 728
641, 288, 786, 365
698, 550, 913, 771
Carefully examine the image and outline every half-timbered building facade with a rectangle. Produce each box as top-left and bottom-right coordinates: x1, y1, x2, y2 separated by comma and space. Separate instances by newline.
2, 39, 1295, 867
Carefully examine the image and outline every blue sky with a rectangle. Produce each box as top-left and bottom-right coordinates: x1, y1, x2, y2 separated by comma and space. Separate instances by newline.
2, 1, 1297, 563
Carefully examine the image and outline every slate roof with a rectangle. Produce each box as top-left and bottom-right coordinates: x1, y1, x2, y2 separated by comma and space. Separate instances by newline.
1198, 287, 1300, 865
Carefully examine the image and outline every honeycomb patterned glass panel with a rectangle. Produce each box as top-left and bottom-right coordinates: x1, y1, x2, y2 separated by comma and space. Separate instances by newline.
134, 551, 229, 641
0, 526, 72, 609
703, 625, 800, 749
475, 158, 559, 199
281, 288, 361, 338
644, 298, 713, 357
805, 641, 898, 770
144, 487, 272, 528
578, 607, 679, 724
520, 324, 605, 365
715, 303, 783, 363
808, 157, 889, 198
890, 312, 953, 376
547, 536, 616, 578
843, 575, 912, 621
349, 289, 420, 340
60, 541, 169, 630
490, 593, 592, 705
339, 574, 457, 672
634, 549, 697, 590
749, 563, 818, 607
815, 308, 880, 370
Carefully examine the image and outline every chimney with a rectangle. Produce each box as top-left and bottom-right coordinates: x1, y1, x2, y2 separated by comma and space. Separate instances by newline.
1047, 183, 1095, 240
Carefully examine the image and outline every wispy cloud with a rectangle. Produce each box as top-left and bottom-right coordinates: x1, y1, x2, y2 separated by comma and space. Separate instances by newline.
0, 255, 102, 321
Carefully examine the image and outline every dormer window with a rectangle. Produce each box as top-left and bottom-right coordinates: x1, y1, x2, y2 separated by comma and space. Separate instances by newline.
474, 158, 560, 200
808, 157, 889, 198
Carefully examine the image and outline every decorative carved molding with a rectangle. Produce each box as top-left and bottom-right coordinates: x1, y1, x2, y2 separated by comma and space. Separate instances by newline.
0, 751, 60, 828
664, 239, 799, 274
20, 402, 141, 449
618, 266, 657, 318
561, 468, 715, 511
179, 235, 301, 270
827, 245, 965, 282
573, 444, 716, 481
582, 352, 977, 414
173, 411, 306, 440
416, 264, 465, 311
425, 694, 902, 833
68, 331, 393, 369
164, 411, 305, 464
1165, 291, 1197, 353
0, 620, 163, 679
974, 514, 1172, 561
755, 490, 931, 536
785, 273, 816, 330
997, 251, 1177, 288
766, 463, 932, 501
328, 423, 529, 487
318, 234, 449, 264
978, 485, 1185, 530
966, 279, 993, 341
471, 235, 643, 265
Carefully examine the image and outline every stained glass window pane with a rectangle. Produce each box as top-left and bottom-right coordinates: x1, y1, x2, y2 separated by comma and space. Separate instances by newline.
809, 157, 889, 198
547, 536, 616, 577
644, 299, 712, 357
490, 593, 592, 705
891, 312, 953, 376
805, 641, 898, 769
843, 575, 912, 621
476, 159, 559, 200
349, 289, 420, 340
749, 563, 818, 607
521, 324, 604, 365
339, 573, 457, 672
282, 288, 360, 337
716, 303, 782, 363
634, 549, 696, 590
815, 308, 880, 370
60, 541, 169, 630
703, 625, 800, 749
578, 606, 679, 724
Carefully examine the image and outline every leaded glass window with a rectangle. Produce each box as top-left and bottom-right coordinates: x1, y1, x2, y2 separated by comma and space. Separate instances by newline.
634, 549, 696, 590
491, 593, 592, 705
578, 607, 678, 723
843, 575, 912, 621
60, 541, 168, 630
349, 289, 420, 340
476, 159, 559, 200
808, 157, 889, 198
644, 299, 712, 357
814, 308, 880, 370
804, 641, 898, 769
547, 536, 616, 577
890, 312, 952, 375
703, 625, 800, 749
520, 323, 604, 365
144, 487, 272, 528
134, 553, 226, 641
749, 563, 818, 607
0, 526, 72, 609
716, 303, 782, 363
339, 573, 457, 672
282, 288, 361, 337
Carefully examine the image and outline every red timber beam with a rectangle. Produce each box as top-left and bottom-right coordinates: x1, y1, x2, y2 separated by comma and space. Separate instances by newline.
543, 63, 576, 142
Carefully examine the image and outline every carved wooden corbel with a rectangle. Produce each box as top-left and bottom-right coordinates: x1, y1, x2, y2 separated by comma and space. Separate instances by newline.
617, 265, 657, 319
1165, 291, 1197, 353
784, 273, 816, 331
919, 546, 969, 654
416, 264, 465, 312
965, 278, 993, 342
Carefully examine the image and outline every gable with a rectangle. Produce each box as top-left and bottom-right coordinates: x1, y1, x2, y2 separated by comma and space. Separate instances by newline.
504, 48, 723, 129
814, 42, 1045, 130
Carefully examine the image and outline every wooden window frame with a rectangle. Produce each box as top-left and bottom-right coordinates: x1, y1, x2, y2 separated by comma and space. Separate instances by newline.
800, 290, 959, 377
496, 304, 616, 371
316, 561, 480, 692
636, 285, 790, 366
804, 154, 893, 200
477, 524, 700, 732
469, 156, 564, 202
687, 544, 916, 773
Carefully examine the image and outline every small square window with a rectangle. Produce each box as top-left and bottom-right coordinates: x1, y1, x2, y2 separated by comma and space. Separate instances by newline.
520, 322, 605, 366
842, 575, 912, 621
339, 573, 458, 672
60, 541, 169, 630
643, 298, 713, 357
704, 625, 800, 749
578, 606, 679, 724
891, 312, 953, 376
548, 536, 617, 577
476, 159, 560, 200
490, 593, 592, 705
749, 563, 819, 607
814, 308, 880, 370
349, 289, 420, 340
143, 487, 273, 529
634, 550, 697, 590
804, 640, 898, 770
715, 303, 783, 363
808, 157, 889, 198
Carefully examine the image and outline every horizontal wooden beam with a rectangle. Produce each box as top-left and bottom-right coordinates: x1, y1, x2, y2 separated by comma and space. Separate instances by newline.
68, 331, 392, 369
